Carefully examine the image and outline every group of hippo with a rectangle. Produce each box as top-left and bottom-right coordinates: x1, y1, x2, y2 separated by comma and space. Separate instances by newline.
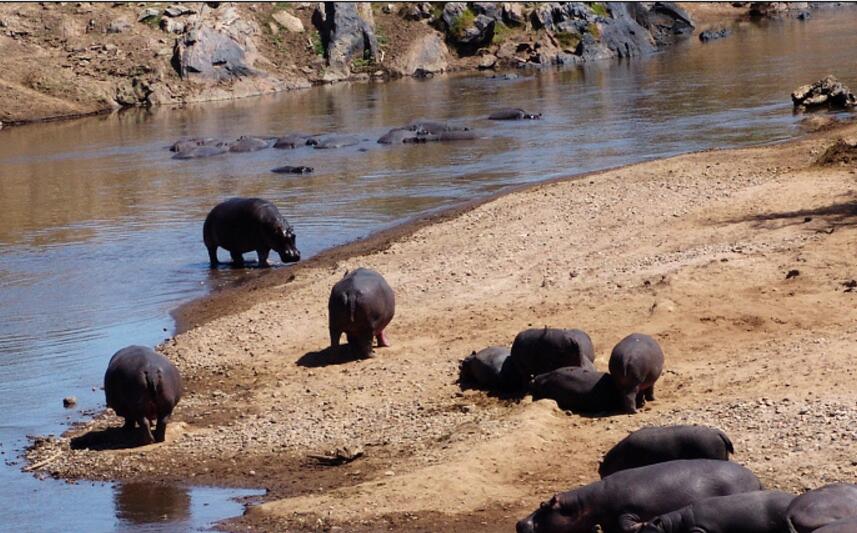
517, 424, 857, 532
461, 329, 663, 415
166, 108, 542, 173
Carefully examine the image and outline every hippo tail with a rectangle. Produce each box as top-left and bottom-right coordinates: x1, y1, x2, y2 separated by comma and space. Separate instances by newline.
143, 368, 160, 403
347, 291, 357, 324
717, 429, 735, 456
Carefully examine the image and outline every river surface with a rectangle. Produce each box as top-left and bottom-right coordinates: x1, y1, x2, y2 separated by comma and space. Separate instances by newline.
1, 10, 856, 532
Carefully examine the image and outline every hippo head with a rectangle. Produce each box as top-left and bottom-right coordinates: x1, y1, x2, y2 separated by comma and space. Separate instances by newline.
269, 222, 300, 263
517, 494, 594, 533
526, 113, 543, 120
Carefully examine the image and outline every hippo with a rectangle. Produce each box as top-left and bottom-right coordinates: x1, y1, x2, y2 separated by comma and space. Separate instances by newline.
228, 135, 272, 153
816, 517, 857, 532
460, 346, 514, 391
203, 197, 300, 268
488, 108, 542, 120
608, 333, 664, 414
406, 120, 470, 134
274, 133, 316, 149
641, 490, 794, 533
598, 425, 734, 478
508, 327, 595, 390
786, 484, 857, 533
516, 459, 763, 533
169, 137, 219, 152
328, 268, 395, 358
530, 367, 621, 414
172, 144, 228, 159
313, 135, 360, 149
104, 346, 183, 444
272, 165, 314, 174
378, 128, 421, 144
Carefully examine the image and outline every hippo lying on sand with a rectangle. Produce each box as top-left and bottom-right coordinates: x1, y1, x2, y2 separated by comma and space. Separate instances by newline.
508, 327, 595, 389
104, 346, 183, 444
786, 484, 857, 533
608, 333, 664, 413
516, 459, 762, 533
460, 346, 513, 391
203, 197, 300, 267
488, 108, 542, 120
530, 367, 620, 414
599, 425, 734, 478
641, 490, 794, 533
229, 135, 272, 152
328, 268, 395, 358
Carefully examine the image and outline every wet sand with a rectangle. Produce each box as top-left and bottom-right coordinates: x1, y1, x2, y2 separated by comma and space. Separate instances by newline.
27, 121, 857, 531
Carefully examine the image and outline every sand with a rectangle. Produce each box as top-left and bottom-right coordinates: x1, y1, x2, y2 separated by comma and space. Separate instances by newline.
26, 121, 857, 532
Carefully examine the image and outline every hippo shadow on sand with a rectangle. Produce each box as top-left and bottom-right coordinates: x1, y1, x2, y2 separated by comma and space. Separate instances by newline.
70, 426, 154, 451
297, 345, 367, 367
722, 195, 857, 232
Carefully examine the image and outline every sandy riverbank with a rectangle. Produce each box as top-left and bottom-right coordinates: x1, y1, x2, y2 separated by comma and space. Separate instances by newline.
27, 120, 857, 532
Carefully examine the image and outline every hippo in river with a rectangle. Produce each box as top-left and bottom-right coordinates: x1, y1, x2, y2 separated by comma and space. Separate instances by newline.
530, 367, 621, 414
598, 425, 734, 478
516, 459, 762, 533
313, 135, 360, 149
169, 137, 219, 152
203, 197, 300, 268
274, 133, 317, 149
406, 120, 471, 134
640, 490, 794, 533
172, 143, 229, 159
271, 165, 313, 174
608, 333, 664, 413
228, 135, 272, 153
460, 346, 514, 391
104, 345, 183, 444
816, 517, 857, 532
786, 483, 857, 533
488, 108, 542, 120
508, 327, 595, 390
378, 128, 421, 144
413, 130, 478, 142
328, 268, 395, 358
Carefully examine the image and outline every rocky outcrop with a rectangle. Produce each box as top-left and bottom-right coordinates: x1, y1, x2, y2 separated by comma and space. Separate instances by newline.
792, 75, 857, 112
390, 31, 450, 77
313, 2, 379, 81
439, 2, 496, 52
630, 2, 694, 47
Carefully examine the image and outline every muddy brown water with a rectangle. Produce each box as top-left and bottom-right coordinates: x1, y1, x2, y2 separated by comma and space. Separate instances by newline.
1, 11, 856, 532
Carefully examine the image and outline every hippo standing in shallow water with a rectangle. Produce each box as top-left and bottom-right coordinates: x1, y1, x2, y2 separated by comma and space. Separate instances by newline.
104, 346, 183, 444
786, 484, 857, 533
460, 346, 514, 391
203, 198, 300, 268
488, 108, 542, 120
328, 268, 395, 358
508, 327, 595, 390
530, 367, 620, 414
516, 459, 762, 533
598, 425, 734, 478
641, 490, 794, 533
608, 333, 664, 413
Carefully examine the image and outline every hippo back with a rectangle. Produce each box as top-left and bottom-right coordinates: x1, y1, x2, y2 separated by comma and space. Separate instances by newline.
509, 328, 595, 389
608, 333, 664, 389
786, 484, 857, 533
104, 346, 183, 420
460, 346, 513, 391
641, 490, 794, 533
329, 268, 395, 329
530, 367, 620, 413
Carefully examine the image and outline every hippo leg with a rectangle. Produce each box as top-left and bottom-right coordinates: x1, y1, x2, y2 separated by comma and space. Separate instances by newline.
154, 416, 169, 443
376, 329, 390, 347
230, 251, 245, 267
329, 325, 341, 348
123, 417, 136, 432
618, 512, 643, 532
645, 385, 655, 402
138, 416, 155, 444
207, 246, 219, 268
256, 248, 270, 268
347, 331, 375, 358
621, 390, 638, 414
636, 390, 646, 408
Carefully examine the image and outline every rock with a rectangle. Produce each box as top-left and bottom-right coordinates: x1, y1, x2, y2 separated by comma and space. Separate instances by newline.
501, 2, 526, 26
107, 18, 130, 33
164, 5, 194, 17
471, 2, 500, 20
749, 2, 808, 18
62, 397, 77, 408
272, 10, 304, 33
160, 17, 185, 34
268, 21, 278, 35
816, 138, 857, 166
699, 27, 731, 42
478, 53, 497, 70
630, 2, 694, 47
313, 2, 378, 78
786, 269, 800, 280
399, 2, 433, 21
137, 8, 159, 22
390, 31, 449, 77
792, 75, 857, 112
442, 3, 496, 50
174, 25, 253, 81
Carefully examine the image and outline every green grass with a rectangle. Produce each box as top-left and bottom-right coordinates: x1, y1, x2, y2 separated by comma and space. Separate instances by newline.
351, 57, 372, 70
491, 21, 513, 45
376, 28, 389, 46
449, 8, 475, 39
589, 3, 609, 18
555, 31, 581, 50
311, 30, 325, 56
588, 22, 601, 39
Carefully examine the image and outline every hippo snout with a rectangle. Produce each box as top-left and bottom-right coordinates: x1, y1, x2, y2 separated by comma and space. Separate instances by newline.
516, 517, 536, 533
280, 248, 300, 263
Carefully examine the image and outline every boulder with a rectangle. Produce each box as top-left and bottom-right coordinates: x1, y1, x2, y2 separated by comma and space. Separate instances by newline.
164, 5, 194, 17
174, 26, 253, 81
471, 2, 501, 20
792, 75, 857, 112
699, 27, 730, 42
442, 3, 495, 50
390, 30, 450, 77
313, 2, 378, 78
160, 17, 185, 34
501, 2, 526, 26
107, 18, 130, 33
137, 8, 160, 22
629, 2, 694, 47
399, 2, 433, 21
272, 10, 304, 33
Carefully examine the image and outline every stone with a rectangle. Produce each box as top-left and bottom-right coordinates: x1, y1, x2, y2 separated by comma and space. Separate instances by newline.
399, 2, 432, 21
792, 75, 857, 112
313, 2, 378, 77
630, 2, 694, 47
272, 10, 304, 33
390, 30, 449, 77
699, 27, 731, 42
63, 396, 77, 408
478, 53, 497, 70
107, 18, 130, 33
137, 7, 159, 22
160, 17, 185, 34
164, 5, 194, 17
501, 2, 526, 26
174, 25, 253, 81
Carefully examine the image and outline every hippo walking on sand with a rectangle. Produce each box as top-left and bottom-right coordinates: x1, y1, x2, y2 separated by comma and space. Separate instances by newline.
328, 268, 395, 358
460, 346, 513, 391
608, 333, 664, 413
786, 484, 857, 533
598, 425, 734, 478
203, 198, 300, 268
641, 490, 794, 533
488, 108, 542, 120
516, 459, 762, 533
530, 367, 621, 414
508, 327, 595, 389
104, 346, 183, 444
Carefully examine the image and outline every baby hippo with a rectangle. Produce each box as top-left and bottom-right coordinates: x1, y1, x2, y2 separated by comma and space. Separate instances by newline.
608, 333, 664, 413
104, 346, 183, 444
641, 490, 794, 533
328, 268, 395, 358
508, 327, 595, 390
460, 346, 514, 391
203, 197, 300, 268
599, 425, 734, 478
530, 367, 621, 414
786, 484, 857, 533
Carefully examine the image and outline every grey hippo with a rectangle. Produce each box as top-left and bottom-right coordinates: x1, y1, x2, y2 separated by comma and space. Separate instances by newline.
406, 120, 470, 134
274, 133, 318, 149
608, 333, 664, 413
641, 490, 794, 533
815, 517, 857, 532
529, 367, 621, 414
228, 135, 272, 153
313, 135, 360, 149
104, 345, 183, 444
172, 143, 229, 159
508, 327, 595, 390
598, 425, 734, 478
169, 137, 219, 152
460, 346, 514, 391
786, 484, 857, 533
488, 108, 542, 120
328, 268, 395, 358
203, 197, 300, 268
516, 459, 762, 533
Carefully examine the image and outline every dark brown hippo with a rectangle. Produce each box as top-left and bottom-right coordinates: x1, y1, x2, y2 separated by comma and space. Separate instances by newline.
228, 135, 272, 152
640, 490, 794, 533
274, 133, 317, 149
328, 268, 395, 358
786, 484, 857, 533
460, 346, 514, 391
516, 459, 762, 533
203, 197, 300, 268
488, 108, 542, 120
598, 425, 734, 478
530, 367, 621, 414
608, 333, 664, 414
816, 517, 857, 532
508, 327, 595, 390
104, 346, 183, 444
